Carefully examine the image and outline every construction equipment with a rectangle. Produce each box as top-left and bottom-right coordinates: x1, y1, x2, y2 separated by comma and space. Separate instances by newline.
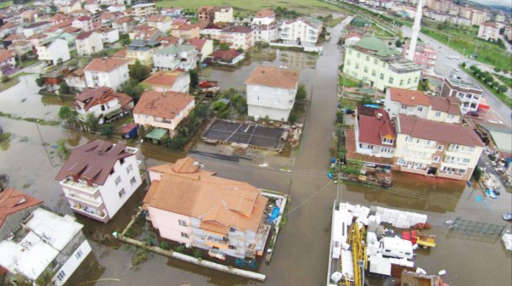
348, 221, 367, 286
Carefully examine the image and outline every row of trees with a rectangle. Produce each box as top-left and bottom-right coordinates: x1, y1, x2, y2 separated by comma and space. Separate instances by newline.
467, 64, 508, 94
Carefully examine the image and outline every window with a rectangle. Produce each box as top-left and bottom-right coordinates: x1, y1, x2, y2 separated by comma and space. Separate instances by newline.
56, 270, 66, 281
407, 78, 411, 84
118, 188, 126, 198
371, 70, 376, 76
366, 55, 369, 61
120, 158, 125, 165
379, 73, 384, 80
433, 156, 440, 162
115, 176, 121, 186
437, 145, 444, 151
400, 79, 403, 86
127, 164, 133, 174
463, 158, 470, 163
374, 58, 378, 64
130, 177, 136, 185
75, 249, 83, 259
389, 77, 394, 84
181, 232, 189, 238
228, 245, 236, 249
401, 104, 407, 109
356, 52, 360, 58
417, 106, 423, 111
364, 66, 368, 73
178, 219, 187, 226
435, 111, 441, 117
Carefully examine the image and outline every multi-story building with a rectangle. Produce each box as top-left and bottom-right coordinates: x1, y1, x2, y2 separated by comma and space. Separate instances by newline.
65, 68, 87, 91
170, 23, 200, 40
126, 39, 160, 65
99, 27, 120, 44
0, 49, 16, 75
75, 87, 133, 123
142, 70, 191, 93
246, 66, 299, 121
76, 31, 104, 56
147, 15, 173, 33
0, 190, 91, 286
153, 44, 198, 71
384, 87, 462, 123
35, 37, 70, 65
253, 9, 275, 26
72, 16, 93, 32
279, 17, 323, 45
55, 140, 142, 223
343, 37, 421, 91
131, 3, 156, 18
441, 74, 483, 114
187, 38, 214, 61
402, 40, 437, 72
477, 21, 500, 41
198, 6, 214, 27
252, 10, 278, 43
144, 157, 270, 260
354, 106, 396, 158
133, 91, 195, 137
394, 114, 484, 181
220, 25, 253, 50
213, 6, 234, 24
470, 9, 488, 26
84, 57, 130, 90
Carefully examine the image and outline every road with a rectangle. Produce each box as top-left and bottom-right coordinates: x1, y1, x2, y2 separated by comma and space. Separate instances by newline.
402, 25, 512, 127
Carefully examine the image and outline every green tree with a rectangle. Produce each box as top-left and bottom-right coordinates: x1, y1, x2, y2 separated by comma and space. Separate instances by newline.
56, 139, 70, 159
129, 60, 151, 82
219, 42, 230, 50
472, 167, 482, 181
296, 83, 307, 100
497, 85, 508, 94
288, 111, 297, 123
84, 113, 99, 132
36, 75, 45, 87
189, 69, 199, 89
120, 79, 144, 99
59, 81, 70, 95
418, 78, 430, 91
395, 39, 402, 48
100, 124, 115, 137
58, 106, 79, 128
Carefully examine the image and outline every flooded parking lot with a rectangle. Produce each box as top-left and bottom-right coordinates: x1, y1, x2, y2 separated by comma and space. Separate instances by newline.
0, 21, 511, 286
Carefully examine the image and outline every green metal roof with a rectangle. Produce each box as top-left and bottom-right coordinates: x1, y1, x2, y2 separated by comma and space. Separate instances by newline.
145, 128, 168, 140
480, 123, 512, 154
353, 37, 400, 58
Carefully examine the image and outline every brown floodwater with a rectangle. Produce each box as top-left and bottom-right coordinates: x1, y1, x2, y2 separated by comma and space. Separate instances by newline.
0, 20, 511, 286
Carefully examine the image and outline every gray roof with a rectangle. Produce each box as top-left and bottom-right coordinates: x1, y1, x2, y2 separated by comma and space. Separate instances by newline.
155, 44, 196, 55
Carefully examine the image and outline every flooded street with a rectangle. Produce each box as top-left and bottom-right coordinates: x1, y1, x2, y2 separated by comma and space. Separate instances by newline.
0, 19, 511, 286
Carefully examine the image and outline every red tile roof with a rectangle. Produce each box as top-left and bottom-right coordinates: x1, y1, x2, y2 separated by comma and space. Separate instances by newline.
389, 87, 430, 107
358, 108, 395, 146
77, 15, 91, 21
398, 114, 484, 147
85, 57, 129, 73
142, 70, 185, 88
256, 9, 275, 18
76, 87, 131, 111
76, 31, 93, 40
55, 140, 134, 185
245, 66, 299, 89
222, 25, 251, 34
212, 49, 242, 61
134, 90, 194, 120
0, 49, 14, 63
187, 38, 206, 51
429, 96, 461, 116
0, 188, 42, 228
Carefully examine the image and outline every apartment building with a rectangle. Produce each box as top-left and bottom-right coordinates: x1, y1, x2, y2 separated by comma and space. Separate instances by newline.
35, 37, 70, 65
76, 31, 104, 56
402, 40, 437, 71
75, 87, 133, 123
72, 16, 93, 32
477, 22, 500, 41
142, 70, 190, 93
384, 87, 461, 123
394, 114, 484, 181
84, 57, 130, 90
213, 6, 234, 23
246, 66, 300, 121
152, 44, 198, 71
343, 37, 421, 91
143, 157, 270, 260
131, 3, 156, 18
55, 140, 142, 223
220, 25, 253, 50
354, 106, 396, 158
279, 17, 323, 45
441, 74, 483, 114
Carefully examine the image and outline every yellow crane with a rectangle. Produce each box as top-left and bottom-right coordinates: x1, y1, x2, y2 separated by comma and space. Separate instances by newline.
348, 221, 367, 286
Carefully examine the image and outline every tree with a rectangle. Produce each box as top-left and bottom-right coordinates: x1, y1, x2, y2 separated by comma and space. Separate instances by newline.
395, 39, 402, 48
219, 42, 230, 50
59, 82, 70, 95
418, 78, 430, 91
288, 111, 297, 123
189, 69, 199, 89
84, 113, 99, 132
296, 84, 307, 101
120, 79, 144, 99
497, 85, 508, 94
461, 62, 466, 68
472, 166, 482, 181
129, 60, 150, 82
56, 139, 70, 159
120, 33, 131, 46
58, 106, 77, 123
1, 75, 9, 83
100, 124, 115, 137
36, 75, 45, 87
231, 94, 247, 115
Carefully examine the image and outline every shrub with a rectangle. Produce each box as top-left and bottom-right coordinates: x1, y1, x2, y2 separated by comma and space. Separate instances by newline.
100, 124, 115, 137
132, 249, 148, 265
336, 111, 344, 124
193, 249, 202, 259
176, 245, 185, 253
160, 241, 169, 250
472, 166, 482, 181
296, 84, 307, 100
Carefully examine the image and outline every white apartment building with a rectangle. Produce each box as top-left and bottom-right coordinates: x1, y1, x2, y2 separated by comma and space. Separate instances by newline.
220, 26, 253, 50
252, 11, 278, 43
394, 114, 484, 181
76, 31, 104, 56
36, 38, 70, 65
55, 140, 143, 223
213, 6, 234, 23
72, 16, 93, 32
75, 87, 133, 123
441, 74, 483, 114
343, 37, 421, 91
153, 44, 198, 71
0, 207, 92, 286
131, 3, 156, 18
133, 91, 195, 137
84, 57, 130, 90
384, 87, 462, 123
100, 28, 120, 44
279, 17, 323, 45
477, 22, 499, 41
245, 66, 299, 121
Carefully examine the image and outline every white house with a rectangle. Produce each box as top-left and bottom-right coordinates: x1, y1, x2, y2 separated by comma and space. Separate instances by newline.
0, 203, 92, 286
147, 15, 173, 33
245, 66, 300, 121
99, 28, 120, 44
221, 25, 253, 50
76, 31, 104, 56
72, 16, 93, 32
65, 68, 87, 91
133, 90, 195, 137
252, 9, 278, 43
384, 87, 462, 123
84, 57, 130, 90
142, 70, 190, 93
36, 38, 70, 65
75, 87, 133, 123
187, 38, 214, 61
441, 73, 483, 114
213, 6, 234, 23
253, 9, 275, 26
477, 21, 500, 41
55, 140, 143, 223
279, 17, 323, 45
153, 44, 198, 71
354, 107, 396, 159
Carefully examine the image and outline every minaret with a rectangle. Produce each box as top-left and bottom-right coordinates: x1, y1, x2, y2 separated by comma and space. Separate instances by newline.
407, 0, 423, 61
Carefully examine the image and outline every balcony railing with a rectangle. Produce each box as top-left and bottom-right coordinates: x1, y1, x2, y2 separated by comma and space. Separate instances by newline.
66, 191, 102, 208
61, 179, 99, 195
70, 202, 107, 220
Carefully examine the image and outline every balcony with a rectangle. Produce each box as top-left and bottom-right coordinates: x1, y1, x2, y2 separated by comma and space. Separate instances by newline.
66, 190, 103, 208
70, 202, 107, 221
61, 179, 99, 195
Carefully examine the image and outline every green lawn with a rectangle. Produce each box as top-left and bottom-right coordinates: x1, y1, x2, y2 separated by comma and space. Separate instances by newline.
0, 1, 13, 9
339, 74, 359, 88
156, 0, 341, 14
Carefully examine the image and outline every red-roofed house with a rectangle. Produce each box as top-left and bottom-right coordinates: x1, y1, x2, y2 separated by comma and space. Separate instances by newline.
187, 38, 213, 61
170, 23, 200, 40
0, 188, 42, 240
76, 31, 104, 56
133, 90, 195, 137
394, 114, 484, 180
211, 49, 245, 65
55, 140, 142, 222
84, 57, 130, 90
142, 70, 190, 93
75, 87, 133, 124
0, 49, 15, 75
72, 15, 93, 32
355, 107, 396, 158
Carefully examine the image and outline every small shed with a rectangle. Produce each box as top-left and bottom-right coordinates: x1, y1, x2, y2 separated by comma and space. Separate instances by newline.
118, 123, 138, 139
145, 128, 168, 144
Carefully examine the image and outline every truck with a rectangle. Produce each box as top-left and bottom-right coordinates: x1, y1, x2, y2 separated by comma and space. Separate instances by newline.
379, 237, 413, 260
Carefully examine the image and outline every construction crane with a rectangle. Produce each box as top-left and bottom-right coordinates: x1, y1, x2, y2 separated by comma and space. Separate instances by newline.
348, 221, 367, 286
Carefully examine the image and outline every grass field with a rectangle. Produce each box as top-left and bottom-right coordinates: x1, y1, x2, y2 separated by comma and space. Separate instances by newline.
0, 1, 12, 9
156, 0, 341, 14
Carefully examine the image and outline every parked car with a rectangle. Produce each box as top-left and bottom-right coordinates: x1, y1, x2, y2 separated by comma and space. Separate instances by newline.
502, 211, 512, 222
345, 109, 355, 114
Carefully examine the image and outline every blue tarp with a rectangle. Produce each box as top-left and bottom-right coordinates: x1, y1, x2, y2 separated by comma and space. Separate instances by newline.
268, 206, 280, 223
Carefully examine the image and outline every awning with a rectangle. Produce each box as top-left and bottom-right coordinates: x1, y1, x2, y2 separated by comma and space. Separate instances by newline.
145, 128, 168, 140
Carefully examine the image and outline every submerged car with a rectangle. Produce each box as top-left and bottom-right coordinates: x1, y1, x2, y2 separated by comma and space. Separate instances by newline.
502, 212, 512, 222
